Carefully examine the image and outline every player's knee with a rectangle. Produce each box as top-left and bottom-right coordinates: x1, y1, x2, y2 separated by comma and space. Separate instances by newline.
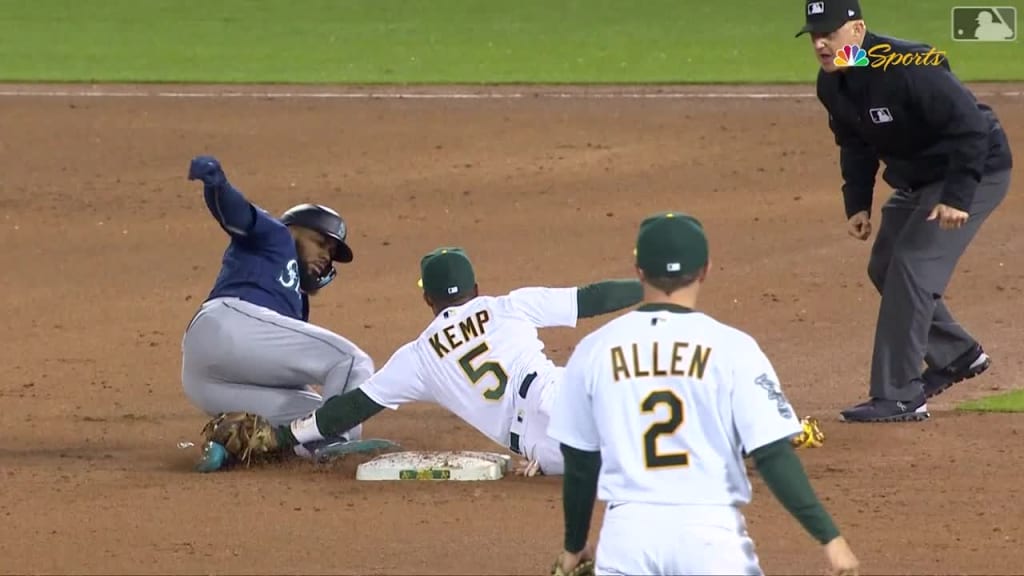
330, 349, 375, 394
887, 248, 926, 278
885, 249, 947, 294
866, 253, 887, 289
181, 376, 208, 405
180, 379, 232, 419
353, 349, 375, 375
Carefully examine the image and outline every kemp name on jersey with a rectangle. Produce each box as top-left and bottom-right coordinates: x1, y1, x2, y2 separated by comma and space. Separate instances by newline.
359, 287, 578, 445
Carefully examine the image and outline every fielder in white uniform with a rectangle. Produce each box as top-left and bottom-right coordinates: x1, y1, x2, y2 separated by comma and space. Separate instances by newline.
546, 212, 861, 576
238, 246, 644, 475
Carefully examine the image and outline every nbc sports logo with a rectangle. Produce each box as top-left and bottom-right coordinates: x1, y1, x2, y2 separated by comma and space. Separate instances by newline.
834, 44, 869, 67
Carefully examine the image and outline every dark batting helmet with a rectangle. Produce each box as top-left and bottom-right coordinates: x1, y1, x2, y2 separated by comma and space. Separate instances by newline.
280, 203, 354, 289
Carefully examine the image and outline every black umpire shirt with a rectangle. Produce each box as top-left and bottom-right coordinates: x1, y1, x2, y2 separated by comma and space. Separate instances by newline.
817, 31, 1013, 218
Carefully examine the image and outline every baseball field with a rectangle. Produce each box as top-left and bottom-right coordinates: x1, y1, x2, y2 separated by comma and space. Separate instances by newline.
1, 1, 1022, 574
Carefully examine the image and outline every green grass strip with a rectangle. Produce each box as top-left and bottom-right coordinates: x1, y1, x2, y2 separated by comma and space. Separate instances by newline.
957, 390, 1024, 413
0, 0, 1020, 83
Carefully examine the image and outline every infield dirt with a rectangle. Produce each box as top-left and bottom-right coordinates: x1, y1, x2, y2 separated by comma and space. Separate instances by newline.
1, 83, 1022, 575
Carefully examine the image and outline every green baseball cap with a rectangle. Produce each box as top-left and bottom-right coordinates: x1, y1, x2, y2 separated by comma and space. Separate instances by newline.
417, 247, 477, 299
634, 211, 709, 277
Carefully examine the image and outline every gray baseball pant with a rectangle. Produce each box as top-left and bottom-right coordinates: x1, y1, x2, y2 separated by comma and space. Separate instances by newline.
867, 168, 1011, 401
180, 297, 374, 439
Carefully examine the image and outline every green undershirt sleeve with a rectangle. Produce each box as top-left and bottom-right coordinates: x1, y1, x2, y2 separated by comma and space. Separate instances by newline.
751, 438, 841, 545
560, 443, 602, 553
276, 388, 386, 446
576, 279, 643, 319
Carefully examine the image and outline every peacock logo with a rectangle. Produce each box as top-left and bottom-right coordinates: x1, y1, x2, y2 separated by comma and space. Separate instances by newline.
834, 44, 869, 67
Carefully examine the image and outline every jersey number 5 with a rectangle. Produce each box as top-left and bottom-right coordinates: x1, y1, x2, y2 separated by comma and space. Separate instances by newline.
458, 342, 509, 401
642, 389, 690, 469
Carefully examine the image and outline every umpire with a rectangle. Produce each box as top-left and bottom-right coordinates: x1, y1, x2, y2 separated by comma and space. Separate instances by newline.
796, 0, 1013, 423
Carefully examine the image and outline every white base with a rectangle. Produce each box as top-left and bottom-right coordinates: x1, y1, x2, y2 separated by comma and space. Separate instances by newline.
355, 450, 511, 481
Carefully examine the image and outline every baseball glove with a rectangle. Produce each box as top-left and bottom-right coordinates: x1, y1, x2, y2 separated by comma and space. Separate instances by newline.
200, 412, 281, 465
550, 558, 595, 576
791, 416, 825, 449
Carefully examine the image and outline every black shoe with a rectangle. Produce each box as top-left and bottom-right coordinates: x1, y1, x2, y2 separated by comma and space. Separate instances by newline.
839, 395, 929, 423
922, 344, 991, 399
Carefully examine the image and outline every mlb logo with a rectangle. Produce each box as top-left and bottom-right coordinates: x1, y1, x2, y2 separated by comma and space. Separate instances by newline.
447, 286, 459, 295
869, 107, 894, 124
808, 1, 825, 15
951, 6, 1017, 41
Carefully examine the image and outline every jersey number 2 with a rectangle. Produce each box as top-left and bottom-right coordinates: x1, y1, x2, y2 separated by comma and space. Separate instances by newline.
642, 389, 690, 469
458, 342, 508, 400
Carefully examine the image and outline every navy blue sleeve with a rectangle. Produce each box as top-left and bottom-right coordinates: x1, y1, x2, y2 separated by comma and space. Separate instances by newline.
203, 181, 257, 237
903, 63, 990, 212
835, 123, 881, 218
820, 97, 880, 218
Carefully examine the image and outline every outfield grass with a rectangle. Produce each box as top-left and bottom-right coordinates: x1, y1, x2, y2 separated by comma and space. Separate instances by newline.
0, 0, 1020, 84
957, 390, 1024, 413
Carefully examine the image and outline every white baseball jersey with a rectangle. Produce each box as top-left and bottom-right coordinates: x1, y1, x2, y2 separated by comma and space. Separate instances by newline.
359, 287, 578, 449
547, 306, 803, 507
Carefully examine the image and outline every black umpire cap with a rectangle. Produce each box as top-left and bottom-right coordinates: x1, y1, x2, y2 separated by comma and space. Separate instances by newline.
796, 0, 864, 37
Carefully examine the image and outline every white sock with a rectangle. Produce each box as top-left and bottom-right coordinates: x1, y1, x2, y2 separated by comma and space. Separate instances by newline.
290, 412, 325, 444
344, 424, 362, 442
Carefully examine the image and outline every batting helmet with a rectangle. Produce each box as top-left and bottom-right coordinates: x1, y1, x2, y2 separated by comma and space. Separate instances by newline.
280, 203, 354, 290
280, 203, 354, 262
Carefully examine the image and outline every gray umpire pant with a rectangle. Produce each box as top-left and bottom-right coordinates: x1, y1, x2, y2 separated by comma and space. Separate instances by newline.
867, 168, 1011, 401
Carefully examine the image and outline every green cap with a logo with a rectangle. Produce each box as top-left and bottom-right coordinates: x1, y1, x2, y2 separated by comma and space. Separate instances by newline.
417, 247, 477, 299
634, 211, 709, 278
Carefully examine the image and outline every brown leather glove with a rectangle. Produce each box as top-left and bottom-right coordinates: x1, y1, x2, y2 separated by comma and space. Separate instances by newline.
200, 412, 282, 465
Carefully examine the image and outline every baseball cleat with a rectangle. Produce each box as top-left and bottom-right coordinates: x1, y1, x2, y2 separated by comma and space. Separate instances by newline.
839, 396, 929, 423
922, 344, 991, 399
292, 434, 351, 460
313, 438, 402, 463
195, 440, 229, 472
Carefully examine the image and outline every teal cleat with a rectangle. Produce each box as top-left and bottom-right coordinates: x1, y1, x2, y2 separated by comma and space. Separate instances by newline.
313, 438, 401, 463
195, 440, 228, 473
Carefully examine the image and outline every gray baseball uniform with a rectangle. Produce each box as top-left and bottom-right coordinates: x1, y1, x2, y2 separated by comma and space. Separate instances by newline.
182, 297, 373, 434
180, 156, 373, 438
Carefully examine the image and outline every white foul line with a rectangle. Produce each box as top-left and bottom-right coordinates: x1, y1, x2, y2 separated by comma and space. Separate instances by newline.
0, 87, 1019, 99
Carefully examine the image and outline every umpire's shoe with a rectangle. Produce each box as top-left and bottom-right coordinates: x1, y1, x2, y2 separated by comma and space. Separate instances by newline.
922, 344, 991, 399
839, 393, 929, 423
